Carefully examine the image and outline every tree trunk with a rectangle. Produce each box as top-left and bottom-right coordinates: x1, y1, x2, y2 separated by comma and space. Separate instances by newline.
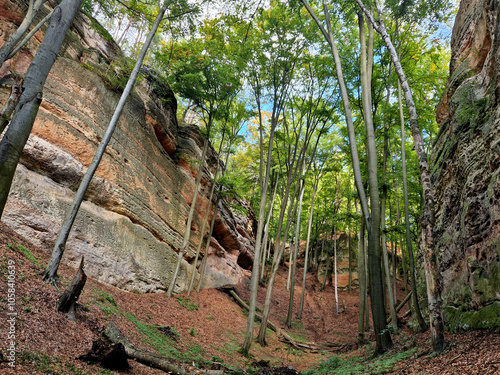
356, 0, 444, 351
168, 137, 209, 297
394, 170, 409, 294
398, 80, 427, 332
257, 179, 300, 345
260, 177, 278, 282
187, 131, 227, 296
298, 174, 318, 319
286, 177, 305, 327
0, 0, 83, 221
359, 12, 392, 352
102, 322, 188, 375
347, 196, 352, 293
6, 9, 54, 63
0, 0, 48, 66
334, 226, 338, 314
42, 1, 169, 285
57, 257, 86, 321
0, 76, 23, 134
381, 96, 397, 330
241, 109, 279, 355
357, 212, 367, 345
196, 197, 221, 293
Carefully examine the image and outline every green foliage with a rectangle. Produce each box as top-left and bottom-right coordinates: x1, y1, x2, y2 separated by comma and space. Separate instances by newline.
7, 243, 42, 268
176, 296, 199, 311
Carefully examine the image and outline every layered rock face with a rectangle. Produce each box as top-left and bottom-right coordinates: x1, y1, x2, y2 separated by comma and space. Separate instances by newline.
0, 1, 255, 293
434, 0, 500, 329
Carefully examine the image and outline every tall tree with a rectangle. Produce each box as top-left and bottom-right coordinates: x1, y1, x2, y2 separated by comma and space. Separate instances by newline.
355, 0, 445, 351
0, 0, 48, 66
43, 0, 171, 285
0, 0, 83, 221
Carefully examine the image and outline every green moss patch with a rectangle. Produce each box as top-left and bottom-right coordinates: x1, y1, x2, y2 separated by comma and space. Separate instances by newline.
445, 302, 500, 332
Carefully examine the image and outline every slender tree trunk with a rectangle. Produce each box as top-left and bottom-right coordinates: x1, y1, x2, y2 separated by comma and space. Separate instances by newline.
42, 1, 169, 285
117, 18, 133, 46
397, 80, 427, 332
196, 196, 221, 293
241, 112, 279, 354
334, 226, 338, 314
6, 9, 54, 63
286, 177, 305, 327
260, 178, 278, 282
357, 212, 367, 345
298, 174, 319, 319
0, 76, 23, 134
0, 0, 48, 66
390, 198, 397, 303
300, 0, 370, 225
167, 137, 209, 297
394, 171, 409, 294
347, 196, 352, 293
359, 12, 392, 352
257, 179, 300, 345
0, 0, 83, 221
187, 131, 227, 296
356, 0, 444, 351
381, 94, 397, 330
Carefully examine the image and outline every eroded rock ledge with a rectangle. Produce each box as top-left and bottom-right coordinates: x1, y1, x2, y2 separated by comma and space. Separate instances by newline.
0, 0, 255, 293
433, 0, 500, 330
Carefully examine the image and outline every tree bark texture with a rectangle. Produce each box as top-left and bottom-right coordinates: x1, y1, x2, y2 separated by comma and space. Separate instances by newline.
0, 76, 23, 134
0, 0, 48, 66
42, 1, 169, 285
57, 257, 86, 321
0, 0, 83, 220
355, 0, 445, 351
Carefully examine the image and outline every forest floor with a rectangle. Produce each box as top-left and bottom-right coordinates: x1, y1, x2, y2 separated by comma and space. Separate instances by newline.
0, 222, 499, 374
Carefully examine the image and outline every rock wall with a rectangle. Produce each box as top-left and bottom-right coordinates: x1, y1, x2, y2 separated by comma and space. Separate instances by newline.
433, 0, 500, 329
0, 1, 255, 293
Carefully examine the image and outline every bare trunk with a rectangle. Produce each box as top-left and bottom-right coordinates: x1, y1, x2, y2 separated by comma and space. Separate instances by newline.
0, 0, 48, 66
359, 12, 392, 352
0, 0, 83, 221
0, 76, 23, 134
357, 211, 367, 345
356, 0, 444, 351
398, 80, 427, 331
298, 175, 319, 319
43, 1, 169, 285
58, 257, 86, 321
286, 177, 305, 327
334, 226, 338, 314
167, 137, 209, 297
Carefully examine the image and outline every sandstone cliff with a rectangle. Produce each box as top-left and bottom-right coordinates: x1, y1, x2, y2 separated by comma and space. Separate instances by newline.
0, 0, 255, 293
434, 0, 500, 329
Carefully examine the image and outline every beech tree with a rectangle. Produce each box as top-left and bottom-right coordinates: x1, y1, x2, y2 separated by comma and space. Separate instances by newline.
0, 0, 49, 66
0, 0, 84, 221
355, 0, 446, 351
43, 1, 172, 285
299, 0, 393, 353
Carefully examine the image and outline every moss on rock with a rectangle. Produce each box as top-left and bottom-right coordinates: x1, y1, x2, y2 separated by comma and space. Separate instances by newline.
445, 302, 500, 332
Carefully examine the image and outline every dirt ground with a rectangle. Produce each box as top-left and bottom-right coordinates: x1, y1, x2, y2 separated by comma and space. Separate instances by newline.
0, 222, 499, 374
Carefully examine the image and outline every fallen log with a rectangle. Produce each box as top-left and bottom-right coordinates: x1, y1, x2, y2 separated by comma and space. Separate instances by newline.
99, 322, 224, 375
102, 321, 187, 374
58, 257, 86, 321
228, 289, 330, 352
387, 291, 412, 324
